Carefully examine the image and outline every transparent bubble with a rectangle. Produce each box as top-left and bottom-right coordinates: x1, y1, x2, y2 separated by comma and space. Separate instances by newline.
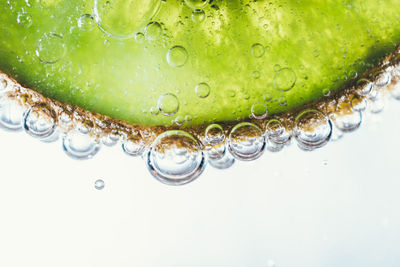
0, 98, 24, 131
192, 9, 206, 23
208, 152, 235, 170
17, 11, 32, 27
228, 122, 265, 161
174, 115, 185, 126
368, 96, 385, 114
157, 93, 179, 116
145, 130, 206, 186
251, 102, 268, 119
150, 106, 159, 115
78, 14, 95, 31
184, 0, 208, 9
94, 0, 161, 39
36, 33, 66, 64
252, 70, 261, 79
205, 143, 226, 160
351, 95, 367, 111
195, 82, 210, 98
102, 132, 119, 146
145, 21, 162, 40
263, 91, 273, 102
204, 123, 225, 145
332, 111, 362, 133
265, 119, 290, 145
273, 67, 296, 91
134, 32, 145, 43
356, 78, 373, 96
167, 46, 188, 67
122, 134, 145, 157
293, 109, 332, 151
94, 179, 105, 190
251, 43, 265, 58
23, 104, 57, 139
62, 129, 101, 160
373, 71, 391, 89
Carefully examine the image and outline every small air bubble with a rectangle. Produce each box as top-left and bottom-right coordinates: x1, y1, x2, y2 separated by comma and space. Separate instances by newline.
94, 179, 105, 190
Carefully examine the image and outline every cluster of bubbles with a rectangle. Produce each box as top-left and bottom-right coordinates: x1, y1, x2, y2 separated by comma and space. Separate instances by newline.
0, 59, 400, 186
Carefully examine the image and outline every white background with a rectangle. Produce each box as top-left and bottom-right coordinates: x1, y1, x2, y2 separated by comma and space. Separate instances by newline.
0, 99, 399, 267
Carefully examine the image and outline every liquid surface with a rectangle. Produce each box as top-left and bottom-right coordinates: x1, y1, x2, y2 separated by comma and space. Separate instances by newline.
0, 0, 400, 126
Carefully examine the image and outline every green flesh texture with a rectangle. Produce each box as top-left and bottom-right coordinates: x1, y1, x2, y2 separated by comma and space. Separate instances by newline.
1, 0, 400, 127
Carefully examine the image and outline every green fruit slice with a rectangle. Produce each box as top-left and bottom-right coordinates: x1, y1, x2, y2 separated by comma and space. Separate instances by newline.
0, 0, 400, 127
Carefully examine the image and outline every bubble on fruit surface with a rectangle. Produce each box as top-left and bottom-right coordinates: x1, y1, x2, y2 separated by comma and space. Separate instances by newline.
157, 93, 179, 116
263, 92, 272, 102
0, 98, 24, 131
293, 109, 332, 151
373, 71, 391, 89
94, 0, 161, 39
195, 82, 210, 98
122, 134, 145, 157
265, 119, 290, 145
62, 129, 101, 160
228, 122, 265, 161
134, 32, 145, 43
102, 132, 119, 146
36, 33, 66, 64
251, 102, 268, 119
94, 179, 105, 190
250, 43, 265, 58
205, 143, 226, 161
208, 152, 235, 170
17, 11, 32, 27
356, 78, 373, 96
368, 95, 385, 114
192, 9, 205, 23
204, 123, 225, 145
184, 0, 208, 9
23, 104, 57, 139
144, 21, 162, 40
351, 95, 367, 111
145, 130, 206, 186
331, 111, 362, 133
167, 46, 188, 67
78, 14, 95, 31
273, 67, 296, 91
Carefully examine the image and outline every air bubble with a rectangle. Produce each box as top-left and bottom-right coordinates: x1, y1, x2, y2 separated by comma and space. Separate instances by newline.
351, 95, 367, 111
135, 32, 145, 43
94, 179, 105, 190
145, 21, 162, 40
94, 0, 161, 39
78, 14, 95, 31
265, 119, 290, 144
17, 12, 32, 27
251, 103, 268, 119
184, 0, 208, 9
293, 109, 332, 151
208, 152, 235, 170
23, 104, 57, 139
36, 33, 66, 64
192, 9, 205, 23
0, 98, 24, 131
62, 129, 101, 160
122, 134, 145, 157
251, 43, 265, 58
373, 71, 391, 89
332, 111, 362, 133
195, 82, 210, 98
157, 93, 179, 116
145, 130, 206, 186
167, 46, 188, 67
273, 67, 296, 91
228, 122, 265, 161
102, 132, 119, 146
204, 124, 225, 145
356, 78, 373, 96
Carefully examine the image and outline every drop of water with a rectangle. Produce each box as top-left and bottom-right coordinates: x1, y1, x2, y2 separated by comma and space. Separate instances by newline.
192, 9, 205, 23
62, 129, 101, 160
228, 122, 265, 161
78, 14, 95, 31
195, 82, 210, 98
293, 109, 332, 151
251, 43, 265, 58
356, 78, 373, 96
23, 104, 57, 139
36, 33, 66, 64
273, 67, 296, 91
208, 152, 235, 170
167, 46, 188, 67
145, 21, 162, 40
184, 0, 208, 9
122, 134, 145, 157
157, 93, 179, 116
204, 123, 225, 145
145, 130, 206, 186
17, 11, 32, 27
94, 0, 161, 39
0, 98, 24, 131
251, 102, 268, 119
332, 111, 362, 133
94, 179, 105, 190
